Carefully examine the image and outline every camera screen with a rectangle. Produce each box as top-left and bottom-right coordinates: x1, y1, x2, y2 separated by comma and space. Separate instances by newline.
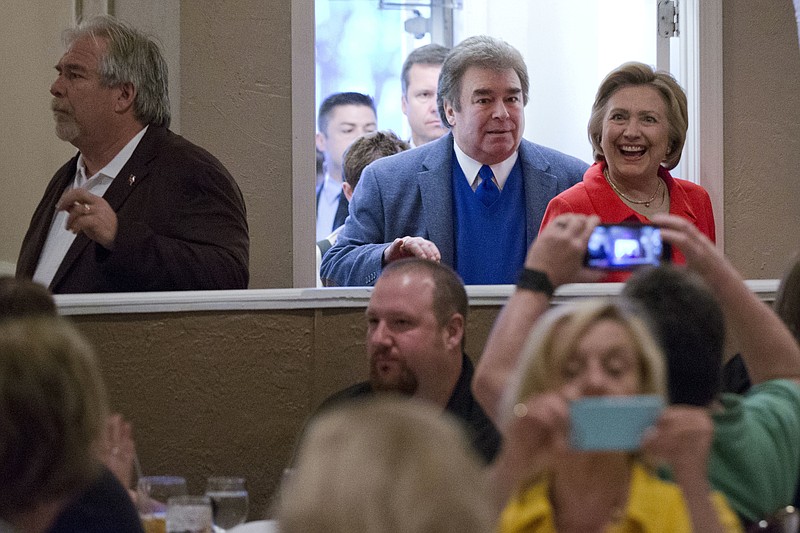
585, 224, 667, 269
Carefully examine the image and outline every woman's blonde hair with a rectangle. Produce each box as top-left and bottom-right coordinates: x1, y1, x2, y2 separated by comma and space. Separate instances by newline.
278, 397, 493, 533
502, 299, 666, 423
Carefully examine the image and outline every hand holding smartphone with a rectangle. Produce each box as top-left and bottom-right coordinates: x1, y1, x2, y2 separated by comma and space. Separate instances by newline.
584, 223, 671, 270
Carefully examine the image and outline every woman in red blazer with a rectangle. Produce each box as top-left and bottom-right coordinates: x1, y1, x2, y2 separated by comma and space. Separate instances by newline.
540, 62, 715, 282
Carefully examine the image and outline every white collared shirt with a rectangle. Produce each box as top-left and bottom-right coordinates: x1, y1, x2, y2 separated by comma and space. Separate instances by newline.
452, 140, 519, 191
316, 173, 343, 241
32, 126, 149, 287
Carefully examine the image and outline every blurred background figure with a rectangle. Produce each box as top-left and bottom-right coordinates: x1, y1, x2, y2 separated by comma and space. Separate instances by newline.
315, 92, 377, 241
0, 276, 142, 533
775, 252, 800, 345
0, 275, 56, 319
795, 1, 800, 50
315, 148, 325, 190
774, 252, 800, 511
541, 62, 715, 281
278, 397, 493, 533
0, 317, 131, 533
400, 44, 450, 148
340, 130, 411, 205
623, 218, 800, 526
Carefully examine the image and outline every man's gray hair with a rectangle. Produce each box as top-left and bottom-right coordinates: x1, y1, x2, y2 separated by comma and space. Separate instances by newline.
436, 35, 529, 128
65, 15, 171, 128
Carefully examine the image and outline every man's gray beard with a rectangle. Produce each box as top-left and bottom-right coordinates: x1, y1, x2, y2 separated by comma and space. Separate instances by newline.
54, 119, 80, 143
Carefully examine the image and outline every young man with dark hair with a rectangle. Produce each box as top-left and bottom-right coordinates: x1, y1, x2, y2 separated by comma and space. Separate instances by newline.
623, 266, 726, 407
315, 92, 377, 241
341, 130, 410, 200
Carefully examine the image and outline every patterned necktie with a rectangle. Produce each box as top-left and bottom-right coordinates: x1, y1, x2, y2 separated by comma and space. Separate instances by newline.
475, 164, 500, 207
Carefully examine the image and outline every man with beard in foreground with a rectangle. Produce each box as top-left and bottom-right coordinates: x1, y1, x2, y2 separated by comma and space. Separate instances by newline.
316, 258, 500, 463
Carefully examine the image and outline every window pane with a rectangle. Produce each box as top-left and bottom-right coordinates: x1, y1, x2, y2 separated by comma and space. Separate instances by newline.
315, 0, 658, 163
454, 0, 657, 163
315, 0, 431, 141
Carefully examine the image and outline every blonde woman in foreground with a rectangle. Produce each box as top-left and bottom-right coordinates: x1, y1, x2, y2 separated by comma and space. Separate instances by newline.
490, 299, 742, 533
278, 397, 494, 533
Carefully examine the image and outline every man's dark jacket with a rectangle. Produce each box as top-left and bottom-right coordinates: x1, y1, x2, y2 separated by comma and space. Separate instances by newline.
16, 126, 249, 293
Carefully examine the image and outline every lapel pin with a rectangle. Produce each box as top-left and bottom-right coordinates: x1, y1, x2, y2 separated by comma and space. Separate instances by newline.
128, 174, 136, 186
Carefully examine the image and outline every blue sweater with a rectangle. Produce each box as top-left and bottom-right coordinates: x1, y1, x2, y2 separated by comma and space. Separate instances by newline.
452, 155, 527, 284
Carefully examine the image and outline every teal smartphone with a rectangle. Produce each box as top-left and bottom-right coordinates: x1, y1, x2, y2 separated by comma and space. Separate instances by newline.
569, 395, 664, 451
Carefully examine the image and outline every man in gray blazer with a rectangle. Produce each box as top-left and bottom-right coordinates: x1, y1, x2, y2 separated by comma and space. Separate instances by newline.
320, 36, 587, 287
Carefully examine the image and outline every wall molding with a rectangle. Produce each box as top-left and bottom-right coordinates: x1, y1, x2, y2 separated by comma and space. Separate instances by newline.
55, 279, 779, 315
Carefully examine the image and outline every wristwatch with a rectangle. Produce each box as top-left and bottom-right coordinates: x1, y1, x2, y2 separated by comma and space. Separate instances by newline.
516, 268, 555, 297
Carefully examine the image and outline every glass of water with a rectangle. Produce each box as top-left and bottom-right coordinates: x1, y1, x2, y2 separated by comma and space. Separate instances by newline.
137, 476, 188, 533
205, 476, 249, 530
166, 495, 212, 533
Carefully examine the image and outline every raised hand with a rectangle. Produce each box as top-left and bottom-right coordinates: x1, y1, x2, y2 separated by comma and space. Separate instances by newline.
525, 213, 603, 287
57, 188, 118, 249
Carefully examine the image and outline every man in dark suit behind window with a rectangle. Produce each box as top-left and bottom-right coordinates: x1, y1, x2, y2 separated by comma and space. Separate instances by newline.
314, 92, 377, 242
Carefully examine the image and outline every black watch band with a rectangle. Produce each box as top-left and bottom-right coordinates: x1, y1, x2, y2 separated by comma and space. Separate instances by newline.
516, 268, 555, 297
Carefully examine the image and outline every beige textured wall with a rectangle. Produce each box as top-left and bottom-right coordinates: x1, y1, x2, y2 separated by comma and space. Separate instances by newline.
180, 1, 299, 288
723, 0, 800, 278
0, 4, 74, 275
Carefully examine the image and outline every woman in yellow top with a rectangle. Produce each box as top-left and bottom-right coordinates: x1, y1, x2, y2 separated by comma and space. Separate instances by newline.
490, 299, 742, 533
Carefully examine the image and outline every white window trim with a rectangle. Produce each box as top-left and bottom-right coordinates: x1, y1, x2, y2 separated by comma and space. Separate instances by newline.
53, 279, 778, 315
681, 0, 725, 249
293, 0, 318, 287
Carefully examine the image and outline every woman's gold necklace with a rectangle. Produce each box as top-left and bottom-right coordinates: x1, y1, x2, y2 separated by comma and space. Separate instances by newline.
604, 168, 662, 208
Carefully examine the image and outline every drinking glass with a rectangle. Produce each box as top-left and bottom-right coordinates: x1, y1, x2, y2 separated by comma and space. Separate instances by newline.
137, 476, 188, 533
166, 495, 213, 533
205, 476, 249, 530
